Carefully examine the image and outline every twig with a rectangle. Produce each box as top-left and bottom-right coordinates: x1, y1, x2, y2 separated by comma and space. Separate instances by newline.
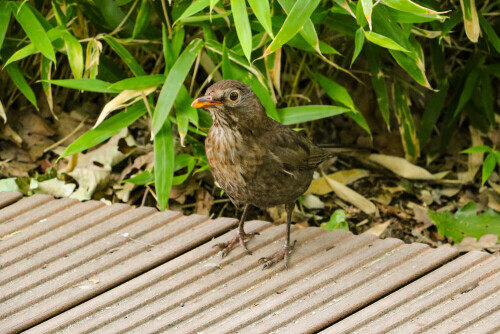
43, 117, 88, 153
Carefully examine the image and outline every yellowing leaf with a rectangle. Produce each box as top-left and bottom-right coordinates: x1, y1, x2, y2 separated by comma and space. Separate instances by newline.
459, 0, 480, 42
369, 154, 449, 180
305, 169, 369, 195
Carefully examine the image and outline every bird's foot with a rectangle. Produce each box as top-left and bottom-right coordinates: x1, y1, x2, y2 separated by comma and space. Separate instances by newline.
259, 240, 297, 270
213, 231, 260, 258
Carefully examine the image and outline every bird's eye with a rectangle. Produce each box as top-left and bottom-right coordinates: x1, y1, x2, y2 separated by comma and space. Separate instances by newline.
229, 91, 239, 101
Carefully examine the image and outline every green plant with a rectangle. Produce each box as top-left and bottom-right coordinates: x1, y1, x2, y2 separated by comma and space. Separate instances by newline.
462, 145, 500, 184
0, 0, 499, 208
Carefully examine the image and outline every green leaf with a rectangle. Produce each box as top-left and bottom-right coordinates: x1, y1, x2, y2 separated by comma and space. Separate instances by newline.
479, 72, 494, 125
428, 202, 500, 243
361, 0, 373, 30
4, 27, 65, 67
47, 79, 121, 93
60, 102, 146, 157
103, 35, 145, 76
321, 210, 349, 231
231, 0, 252, 62
453, 70, 479, 118
174, 0, 215, 25
317, 74, 355, 109
381, 0, 443, 15
479, 14, 500, 53
5, 63, 37, 109
278, 105, 349, 125
351, 28, 365, 66
132, 0, 152, 38
152, 39, 203, 136
482, 153, 497, 185
459, 0, 480, 43
109, 75, 166, 91
390, 50, 431, 88
0, 1, 11, 51
124, 170, 154, 185
63, 32, 84, 79
154, 119, 175, 211
175, 85, 199, 144
266, 0, 321, 55
366, 45, 390, 126
248, 0, 274, 38
9, 2, 56, 62
364, 31, 409, 52
393, 81, 420, 161
51, 1, 67, 28
418, 80, 449, 147
462, 145, 493, 154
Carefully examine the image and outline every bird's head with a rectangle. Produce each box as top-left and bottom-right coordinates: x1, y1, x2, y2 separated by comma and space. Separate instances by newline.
191, 80, 266, 126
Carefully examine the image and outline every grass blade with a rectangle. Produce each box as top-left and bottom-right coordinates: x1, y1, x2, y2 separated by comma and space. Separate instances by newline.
60, 102, 147, 157
231, 0, 252, 62
265, 0, 321, 56
9, 2, 56, 62
154, 119, 175, 211
278, 105, 349, 125
152, 39, 203, 136
248, 0, 274, 38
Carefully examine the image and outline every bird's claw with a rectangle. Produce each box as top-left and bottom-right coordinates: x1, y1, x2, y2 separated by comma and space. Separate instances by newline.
213, 231, 259, 258
259, 240, 297, 270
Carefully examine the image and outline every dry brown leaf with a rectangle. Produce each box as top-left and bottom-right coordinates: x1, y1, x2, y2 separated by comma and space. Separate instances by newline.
454, 234, 498, 252
194, 188, 214, 216
305, 169, 369, 195
363, 220, 391, 237
94, 87, 156, 128
369, 154, 449, 180
322, 172, 378, 216
0, 99, 6, 123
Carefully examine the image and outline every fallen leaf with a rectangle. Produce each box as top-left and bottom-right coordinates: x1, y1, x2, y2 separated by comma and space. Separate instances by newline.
34, 178, 76, 197
194, 188, 214, 216
305, 169, 369, 195
322, 172, 378, 216
458, 126, 483, 182
454, 234, 498, 252
363, 219, 391, 237
0, 178, 20, 192
302, 194, 325, 209
369, 154, 449, 180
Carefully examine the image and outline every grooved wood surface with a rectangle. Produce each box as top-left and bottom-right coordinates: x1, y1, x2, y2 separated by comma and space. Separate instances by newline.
1, 192, 498, 334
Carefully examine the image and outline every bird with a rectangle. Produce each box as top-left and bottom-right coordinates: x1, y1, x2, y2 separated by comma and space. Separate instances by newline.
191, 79, 339, 269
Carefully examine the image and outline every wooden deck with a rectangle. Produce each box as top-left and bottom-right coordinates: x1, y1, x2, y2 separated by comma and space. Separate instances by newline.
0, 191, 499, 333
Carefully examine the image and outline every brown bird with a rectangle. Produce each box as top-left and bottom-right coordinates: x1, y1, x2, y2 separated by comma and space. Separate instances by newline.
191, 79, 336, 269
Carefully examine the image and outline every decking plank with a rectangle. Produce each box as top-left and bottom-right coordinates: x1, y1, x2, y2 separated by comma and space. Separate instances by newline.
323, 251, 500, 334
0, 195, 237, 333
0, 191, 22, 208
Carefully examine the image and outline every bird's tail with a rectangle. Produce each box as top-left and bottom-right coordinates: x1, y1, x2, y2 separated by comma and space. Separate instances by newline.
317, 143, 377, 155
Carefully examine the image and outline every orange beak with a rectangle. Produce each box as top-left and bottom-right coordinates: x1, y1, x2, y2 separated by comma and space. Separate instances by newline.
191, 95, 222, 109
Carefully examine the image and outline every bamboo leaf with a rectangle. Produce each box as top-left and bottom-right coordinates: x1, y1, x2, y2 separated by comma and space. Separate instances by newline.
393, 81, 420, 161
278, 105, 349, 125
5, 63, 37, 109
47, 79, 120, 93
103, 35, 145, 76
366, 44, 390, 127
231, 0, 252, 62
361, 0, 373, 30
351, 28, 365, 66
110, 75, 166, 91
248, 0, 274, 38
381, 0, 445, 15
265, 0, 321, 56
60, 102, 147, 157
479, 14, 500, 53
154, 119, 175, 211
9, 2, 56, 62
63, 32, 84, 79
0, 1, 11, 51
364, 31, 409, 52
152, 39, 203, 135
132, 0, 152, 38
459, 0, 480, 42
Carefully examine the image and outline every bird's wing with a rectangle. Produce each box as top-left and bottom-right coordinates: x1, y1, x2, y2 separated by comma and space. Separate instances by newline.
261, 124, 328, 172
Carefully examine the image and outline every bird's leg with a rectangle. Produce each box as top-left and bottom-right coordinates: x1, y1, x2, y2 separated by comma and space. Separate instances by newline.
213, 204, 259, 258
259, 203, 297, 270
